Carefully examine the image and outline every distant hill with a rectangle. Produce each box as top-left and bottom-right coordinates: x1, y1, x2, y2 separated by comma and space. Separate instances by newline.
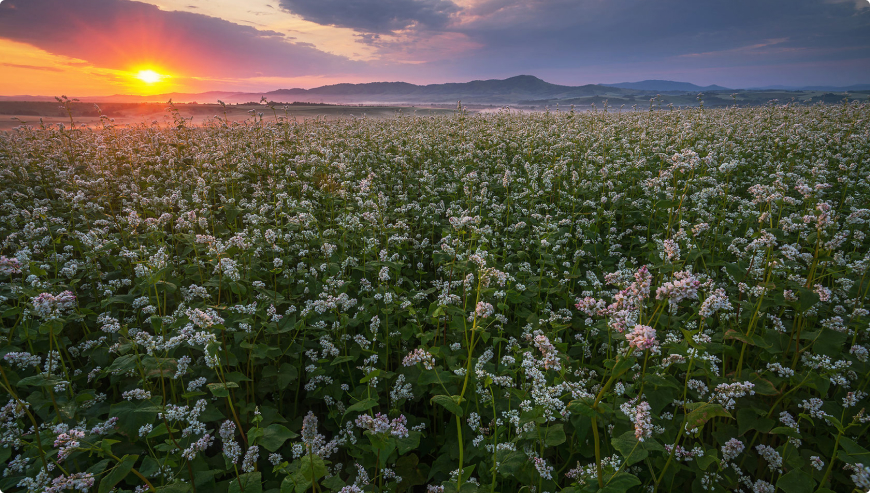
264, 75, 630, 103
602, 80, 732, 92
748, 84, 870, 91
0, 76, 633, 105
1, 75, 866, 107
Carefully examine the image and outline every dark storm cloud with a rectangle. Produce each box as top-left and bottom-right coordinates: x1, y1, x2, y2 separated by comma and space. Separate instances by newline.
0, 0, 358, 78
429, 0, 870, 86
455, 0, 868, 62
278, 0, 460, 34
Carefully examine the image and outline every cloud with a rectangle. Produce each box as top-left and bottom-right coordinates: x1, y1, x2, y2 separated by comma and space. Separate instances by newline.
428, 0, 870, 85
824, 0, 869, 9
279, 0, 460, 34
355, 33, 382, 45
0, 0, 359, 78
1, 62, 64, 72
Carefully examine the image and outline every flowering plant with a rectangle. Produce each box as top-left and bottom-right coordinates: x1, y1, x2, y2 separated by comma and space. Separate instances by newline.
0, 102, 868, 493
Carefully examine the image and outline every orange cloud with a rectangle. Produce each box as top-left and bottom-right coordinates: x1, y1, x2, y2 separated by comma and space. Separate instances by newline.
0, 0, 358, 83
0, 40, 140, 96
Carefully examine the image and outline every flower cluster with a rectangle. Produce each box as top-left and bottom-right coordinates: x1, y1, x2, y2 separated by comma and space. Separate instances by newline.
625, 324, 658, 352
30, 291, 76, 320
354, 413, 410, 439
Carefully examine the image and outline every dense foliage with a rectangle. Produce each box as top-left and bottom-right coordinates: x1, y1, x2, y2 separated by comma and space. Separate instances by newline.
1, 102, 869, 493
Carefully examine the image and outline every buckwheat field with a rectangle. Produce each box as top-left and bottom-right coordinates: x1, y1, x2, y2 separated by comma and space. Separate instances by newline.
1, 102, 869, 493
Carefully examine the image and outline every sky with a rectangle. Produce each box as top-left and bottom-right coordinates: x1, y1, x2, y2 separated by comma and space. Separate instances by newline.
0, 0, 869, 96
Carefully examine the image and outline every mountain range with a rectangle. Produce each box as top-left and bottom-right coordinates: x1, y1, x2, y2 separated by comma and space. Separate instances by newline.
0, 75, 867, 105
602, 80, 731, 92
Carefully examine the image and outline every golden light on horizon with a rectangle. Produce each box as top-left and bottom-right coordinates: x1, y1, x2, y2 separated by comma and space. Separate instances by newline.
135, 69, 166, 84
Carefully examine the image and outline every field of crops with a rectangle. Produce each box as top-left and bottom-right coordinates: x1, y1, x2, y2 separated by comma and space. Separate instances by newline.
0, 103, 869, 493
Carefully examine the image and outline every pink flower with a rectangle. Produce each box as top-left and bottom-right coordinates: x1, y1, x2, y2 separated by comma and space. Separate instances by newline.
0, 256, 21, 275
626, 324, 658, 351
634, 401, 652, 441
475, 301, 494, 318
534, 334, 561, 370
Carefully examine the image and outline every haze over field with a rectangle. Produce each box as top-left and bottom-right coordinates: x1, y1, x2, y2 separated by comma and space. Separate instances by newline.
0, 0, 869, 99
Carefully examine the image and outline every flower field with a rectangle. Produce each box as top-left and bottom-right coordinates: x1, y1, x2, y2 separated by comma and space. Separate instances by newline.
1, 102, 869, 493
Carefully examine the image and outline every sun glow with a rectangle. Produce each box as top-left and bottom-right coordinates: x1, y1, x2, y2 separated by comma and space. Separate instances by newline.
135, 69, 166, 84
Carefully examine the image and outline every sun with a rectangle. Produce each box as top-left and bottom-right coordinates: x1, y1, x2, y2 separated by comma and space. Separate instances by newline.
135, 69, 166, 84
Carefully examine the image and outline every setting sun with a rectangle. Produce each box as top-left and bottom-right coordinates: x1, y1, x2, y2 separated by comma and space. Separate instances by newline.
135, 69, 165, 84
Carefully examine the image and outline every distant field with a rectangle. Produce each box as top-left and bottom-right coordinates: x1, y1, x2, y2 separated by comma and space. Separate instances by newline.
0, 101, 454, 130
3, 88, 868, 131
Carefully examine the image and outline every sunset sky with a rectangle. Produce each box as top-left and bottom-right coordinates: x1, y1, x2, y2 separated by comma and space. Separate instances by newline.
0, 0, 869, 96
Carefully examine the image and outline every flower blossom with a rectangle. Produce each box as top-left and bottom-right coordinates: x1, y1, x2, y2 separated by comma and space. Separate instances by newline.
626, 324, 658, 351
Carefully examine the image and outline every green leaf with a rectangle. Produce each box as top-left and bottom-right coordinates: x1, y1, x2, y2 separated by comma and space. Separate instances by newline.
367, 433, 397, 464
611, 430, 663, 467
796, 287, 820, 313
696, 452, 718, 471
98, 454, 138, 493
228, 282, 246, 296
611, 431, 648, 466
322, 475, 346, 492
207, 381, 239, 398
109, 400, 160, 438
643, 374, 681, 390
443, 480, 480, 493
812, 329, 849, 358
360, 369, 380, 384
431, 395, 464, 416
737, 407, 774, 435
723, 329, 753, 345
838, 437, 870, 466
776, 469, 816, 493
229, 472, 262, 493
684, 403, 731, 431
146, 423, 169, 439
86, 459, 111, 476
611, 355, 635, 376
397, 430, 422, 455
281, 476, 298, 493
747, 373, 779, 396
15, 374, 64, 388
100, 439, 120, 455
543, 424, 566, 446
395, 454, 426, 492
344, 398, 378, 415
601, 472, 641, 493
724, 262, 747, 282
194, 470, 221, 491
290, 456, 327, 493
277, 363, 299, 388
1, 306, 22, 319
105, 354, 139, 374
567, 397, 598, 417
224, 371, 253, 383
770, 426, 801, 439
331, 355, 355, 365
259, 424, 299, 452
155, 280, 177, 293
496, 449, 527, 477
155, 484, 192, 493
